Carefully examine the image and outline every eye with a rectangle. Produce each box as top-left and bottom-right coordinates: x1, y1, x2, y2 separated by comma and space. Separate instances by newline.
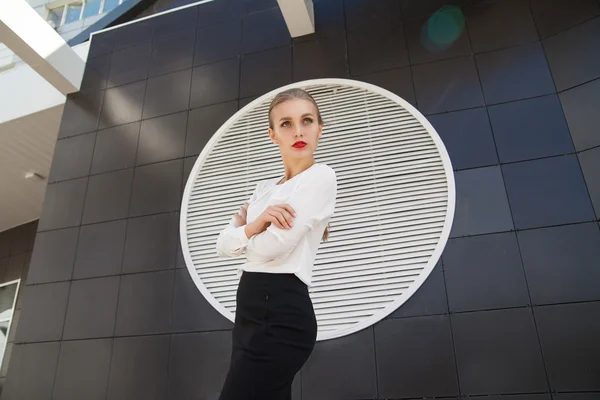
281, 121, 291, 127
303, 117, 313, 124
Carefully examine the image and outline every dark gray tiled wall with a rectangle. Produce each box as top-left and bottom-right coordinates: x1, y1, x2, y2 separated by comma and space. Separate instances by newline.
3, 0, 600, 399
0, 221, 37, 392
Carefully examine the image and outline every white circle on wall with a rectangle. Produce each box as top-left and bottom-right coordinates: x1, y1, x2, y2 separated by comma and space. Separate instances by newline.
180, 78, 455, 341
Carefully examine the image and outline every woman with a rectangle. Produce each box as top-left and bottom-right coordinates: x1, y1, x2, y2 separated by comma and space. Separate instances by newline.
216, 88, 337, 400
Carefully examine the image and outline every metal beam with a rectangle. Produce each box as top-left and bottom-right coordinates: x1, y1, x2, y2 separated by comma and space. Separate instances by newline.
277, 0, 315, 38
0, 0, 85, 95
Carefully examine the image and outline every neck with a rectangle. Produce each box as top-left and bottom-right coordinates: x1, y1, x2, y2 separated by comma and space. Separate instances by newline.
278, 159, 316, 184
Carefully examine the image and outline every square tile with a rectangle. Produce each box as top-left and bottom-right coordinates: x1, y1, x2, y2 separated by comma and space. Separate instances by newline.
466, 0, 538, 53
190, 58, 239, 109
38, 178, 88, 232
543, 18, 600, 91
1, 342, 60, 400
129, 159, 183, 217
428, 107, 498, 170
137, 111, 187, 165
413, 56, 484, 114
240, 46, 291, 98
186, 101, 238, 157
99, 80, 146, 129
91, 122, 141, 175
172, 269, 233, 332
123, 212, 178, 274
579, 147, 600, 217
81, 53, 111, 91
353, 66, 416, 106
149, 27, 195, 77
344, 0, 402, 33
28, 227, 79, 284
197, 0, 242, 27
536, 302, 600, 391
375, 315, 458, 398
518, 223, 600, 305
88, 30, 114, 58
107, 335, 170, 400
312, 0, 345, 38
293, 33, 348, 81
502, 156, 595, 229
58, 90, 103, 138
404, 9, 471, 65
74, 220, 127, 279
142, 68, 192, 119
114, 270, 174, 336
48, 132, 96, 183
15, 281, 70, 343
532, 0, 600, 38
111, 19, 153, 52
243, 0, 277, 15
63, 276, 120, 340
194, 20, 241, 66
553, 395, 600, 400
476, 395, 550, 400
242, 8, 290, 54
452, 308, 547, 394
53, 339, 112, 400
82, 169, 134, 225
488, 95, 574, 163
476, 42, 555, 105
450, 166, 513, 237
559, 78, 600, 151
348, 27, 409, 76
444, 232, 529, 312
107, 42, 151, 88
389, 262, 448, 318
153, 6, 198, 37
167, 331, 232, 399
301, 327, 377, 400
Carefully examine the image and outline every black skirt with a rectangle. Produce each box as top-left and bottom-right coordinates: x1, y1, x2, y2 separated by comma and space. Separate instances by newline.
218, 271, 318, 400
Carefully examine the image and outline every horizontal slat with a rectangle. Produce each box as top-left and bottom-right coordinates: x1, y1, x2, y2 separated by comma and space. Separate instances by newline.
181, 82, 453, 341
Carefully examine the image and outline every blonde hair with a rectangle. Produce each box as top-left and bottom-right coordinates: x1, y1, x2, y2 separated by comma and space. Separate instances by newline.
268, 88, 331, 242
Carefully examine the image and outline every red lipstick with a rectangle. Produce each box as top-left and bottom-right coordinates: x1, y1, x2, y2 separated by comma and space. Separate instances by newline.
293, 141, 307, 148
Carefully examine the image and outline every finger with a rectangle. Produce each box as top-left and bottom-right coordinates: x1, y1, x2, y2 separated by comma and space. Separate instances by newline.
273, 206, 294, 228
267, 214, 285, 229
233, 214, 243, 225
240, 205, 247, 217
273, 209, 292, 229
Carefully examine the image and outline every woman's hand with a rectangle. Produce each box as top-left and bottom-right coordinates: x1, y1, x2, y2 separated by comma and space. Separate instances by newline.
246, 204, 296, 237
233, 202, 249, 226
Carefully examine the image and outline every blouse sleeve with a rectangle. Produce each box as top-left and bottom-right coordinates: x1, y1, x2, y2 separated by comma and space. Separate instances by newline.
215, 181, 262, 258
245, 165, 337, 263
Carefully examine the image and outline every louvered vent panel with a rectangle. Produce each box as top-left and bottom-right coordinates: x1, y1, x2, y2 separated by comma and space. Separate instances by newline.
181, 79, 455, 341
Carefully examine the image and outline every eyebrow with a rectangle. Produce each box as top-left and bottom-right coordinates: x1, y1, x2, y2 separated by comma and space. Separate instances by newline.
278, 113, 314, 122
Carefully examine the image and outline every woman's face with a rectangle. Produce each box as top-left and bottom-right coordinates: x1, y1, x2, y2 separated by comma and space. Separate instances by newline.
268, 98, 322, 159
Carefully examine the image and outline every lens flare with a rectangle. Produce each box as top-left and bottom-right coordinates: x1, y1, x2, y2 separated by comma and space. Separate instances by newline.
421, 5, 466, 53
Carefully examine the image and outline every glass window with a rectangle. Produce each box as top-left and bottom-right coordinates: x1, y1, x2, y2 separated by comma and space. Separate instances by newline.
102, 0, 120, 13
0, 281, 20, 370
47, 6, 64, 27
64, 2, 83, 24
82, 0, 101, 18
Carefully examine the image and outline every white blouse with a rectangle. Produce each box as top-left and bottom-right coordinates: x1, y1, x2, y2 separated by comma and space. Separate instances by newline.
215, 163, 337, 287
